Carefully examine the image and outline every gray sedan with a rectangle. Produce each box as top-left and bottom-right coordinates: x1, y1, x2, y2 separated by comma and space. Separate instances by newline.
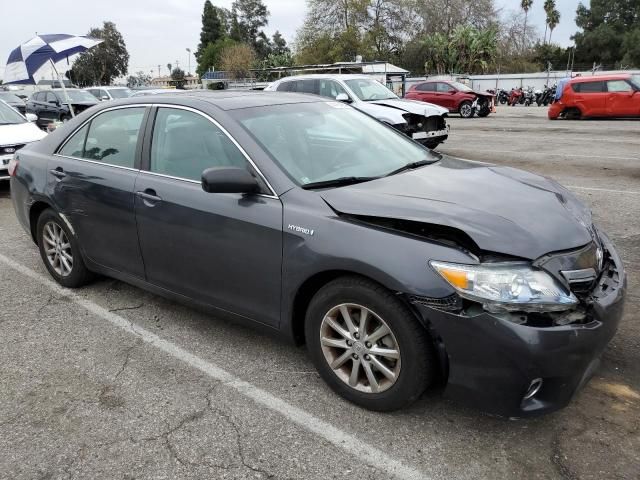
9, 91, 625, 417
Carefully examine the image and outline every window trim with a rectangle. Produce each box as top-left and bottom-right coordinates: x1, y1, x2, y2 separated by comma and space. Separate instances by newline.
54, 103, 278, 199
54, 104, 150, 170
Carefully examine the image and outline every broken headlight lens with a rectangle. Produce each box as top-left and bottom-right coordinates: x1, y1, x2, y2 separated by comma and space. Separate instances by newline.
430, 261, 578, 313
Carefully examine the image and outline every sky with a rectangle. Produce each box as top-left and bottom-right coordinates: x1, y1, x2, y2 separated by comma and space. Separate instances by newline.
0, 0, 587, 82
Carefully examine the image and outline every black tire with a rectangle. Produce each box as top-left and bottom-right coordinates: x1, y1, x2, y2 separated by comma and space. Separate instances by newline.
36, 209, 93, 288
459, 101, 474, 118
564, 107, 582, 120
305, 276, 436, 411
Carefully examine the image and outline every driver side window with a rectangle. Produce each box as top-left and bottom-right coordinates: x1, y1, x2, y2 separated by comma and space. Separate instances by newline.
436, 83, 453, 93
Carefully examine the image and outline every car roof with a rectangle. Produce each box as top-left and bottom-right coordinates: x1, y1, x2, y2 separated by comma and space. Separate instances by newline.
277, 74, 374, 82
570, 74, 631, 83
115, 90, 328, 111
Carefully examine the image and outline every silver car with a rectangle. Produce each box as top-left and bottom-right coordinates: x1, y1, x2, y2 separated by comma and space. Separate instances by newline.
265, 74, 449, 149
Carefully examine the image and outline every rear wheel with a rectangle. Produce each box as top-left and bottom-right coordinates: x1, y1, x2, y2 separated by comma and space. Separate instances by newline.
459, 101, 474, 118
305, 276, 436, 411
37, 209, 92, 288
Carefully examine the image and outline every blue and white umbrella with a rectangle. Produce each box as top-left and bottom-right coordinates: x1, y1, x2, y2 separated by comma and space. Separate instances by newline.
3, 34, 102, 85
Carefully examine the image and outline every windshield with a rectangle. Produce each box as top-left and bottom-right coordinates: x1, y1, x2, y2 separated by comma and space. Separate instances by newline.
450, 81, 473, 92
109, 88, 132, 99
0, 92, 24, 103
55, 90, 97, 103
344, 79, 397, 101
0, 101, 26, 125
631, 75, 640, 89
233, 102, 436, 187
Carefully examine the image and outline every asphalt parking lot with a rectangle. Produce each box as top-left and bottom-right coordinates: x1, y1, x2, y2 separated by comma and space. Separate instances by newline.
0, 106, 638, 480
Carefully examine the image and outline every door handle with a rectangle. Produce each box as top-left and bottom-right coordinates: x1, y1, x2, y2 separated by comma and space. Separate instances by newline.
136, 189, 162, 205
49, 167, 66, 180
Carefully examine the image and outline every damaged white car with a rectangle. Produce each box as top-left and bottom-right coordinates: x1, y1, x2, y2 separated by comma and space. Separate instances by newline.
265, 74, 450, 149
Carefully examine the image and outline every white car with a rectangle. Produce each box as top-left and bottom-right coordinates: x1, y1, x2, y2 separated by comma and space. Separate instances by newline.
86, 86, 133, 101
0, 100, 46, 180
265, 74, 450, 149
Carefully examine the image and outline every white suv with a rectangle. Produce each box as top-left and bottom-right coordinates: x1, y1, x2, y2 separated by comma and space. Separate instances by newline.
265, 74, 449, 149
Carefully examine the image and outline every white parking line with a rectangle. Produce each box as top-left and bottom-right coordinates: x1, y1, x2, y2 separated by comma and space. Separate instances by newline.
566, 186, 640, 195
0, 253, 429, 480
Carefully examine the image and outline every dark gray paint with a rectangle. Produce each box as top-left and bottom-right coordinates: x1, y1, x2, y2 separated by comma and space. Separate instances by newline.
10, 92, 626, 417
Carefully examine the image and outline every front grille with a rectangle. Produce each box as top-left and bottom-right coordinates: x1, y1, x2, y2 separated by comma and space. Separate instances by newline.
409, 294, 462, 312
0, 144, 25, 156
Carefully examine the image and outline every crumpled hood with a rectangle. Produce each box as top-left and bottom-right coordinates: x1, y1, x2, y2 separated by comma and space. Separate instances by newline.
0, 122, 47, 146
320, 157, 594, 260
368, 98, 448, 117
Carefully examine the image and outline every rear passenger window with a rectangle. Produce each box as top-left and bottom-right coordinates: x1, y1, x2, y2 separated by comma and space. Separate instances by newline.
277, 81, 294, 92
572, 81, 605, 93
607, 80, 633, 92
416, 83, 435, 92
150, 108, 248, 181
81, 107, 145, 168
59, 124, 89, 158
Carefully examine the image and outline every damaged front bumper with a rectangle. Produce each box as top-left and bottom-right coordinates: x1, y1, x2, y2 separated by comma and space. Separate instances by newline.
395, 114, 449, 148
412, 236, 626, 418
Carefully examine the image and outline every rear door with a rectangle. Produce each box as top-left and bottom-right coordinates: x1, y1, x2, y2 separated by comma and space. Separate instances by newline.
606, 79, 638, 116
408, 83, 436, 103
572, 81, 607, 116
134, 106, 283, 327
50, 106, 148, 278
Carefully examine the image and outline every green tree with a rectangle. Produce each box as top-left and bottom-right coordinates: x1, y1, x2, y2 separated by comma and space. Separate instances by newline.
197, 38, 237, 76
195, 1, 226, 65
166, 63, 172, 75
573, 0, 640, 67
546, 8, 560, 44
69, 21, 129, 86
231, 0, 270, 55
521, 0, 533, 50
543, 0, 554, 43
170, 67, 186, 88
127, 70, 152, 87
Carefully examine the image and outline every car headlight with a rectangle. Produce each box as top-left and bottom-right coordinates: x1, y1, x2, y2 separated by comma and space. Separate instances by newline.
430, 261, 578, 313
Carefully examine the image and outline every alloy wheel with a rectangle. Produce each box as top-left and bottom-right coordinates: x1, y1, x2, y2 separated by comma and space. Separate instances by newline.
460, 104, 472, 117
42, 221, 73, 277
319, 303, 401, 393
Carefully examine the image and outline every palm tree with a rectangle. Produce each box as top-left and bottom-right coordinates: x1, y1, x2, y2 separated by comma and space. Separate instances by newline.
521, 0, 533, 50
543, 0, 554, 44
166, 63, 172, 76
547, 8, 560, 44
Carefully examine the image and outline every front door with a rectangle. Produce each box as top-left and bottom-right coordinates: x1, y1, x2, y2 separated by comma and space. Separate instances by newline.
606, 79, 639, 116
50, 106, 147, 278
134, 106, 283, 327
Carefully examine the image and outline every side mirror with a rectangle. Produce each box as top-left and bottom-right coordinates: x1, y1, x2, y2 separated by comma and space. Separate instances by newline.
26, 113, 38, 122
336, 93, 351, 103
201, 167, 260, 194
101, 96, 110, 101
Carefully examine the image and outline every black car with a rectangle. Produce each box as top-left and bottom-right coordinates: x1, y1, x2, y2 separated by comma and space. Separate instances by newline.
26, 89, 98, 128
0, 91, 27, 115
9, 92, 626, 417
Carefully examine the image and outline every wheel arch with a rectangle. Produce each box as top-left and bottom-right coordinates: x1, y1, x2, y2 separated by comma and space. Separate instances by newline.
287, 269, 427, 346
29, 200, 54, 244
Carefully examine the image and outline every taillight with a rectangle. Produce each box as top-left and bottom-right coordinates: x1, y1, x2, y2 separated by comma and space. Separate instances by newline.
8, 158, 19, 177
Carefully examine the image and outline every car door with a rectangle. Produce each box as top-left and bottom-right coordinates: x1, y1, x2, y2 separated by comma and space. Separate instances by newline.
413, 82, 436, 103
606, 79, 638, 116
436, 82, 457, 110
50, 106, 148, 278
318, 79, 350, 101
134, 106, 283, 327
572, 81, 607, 116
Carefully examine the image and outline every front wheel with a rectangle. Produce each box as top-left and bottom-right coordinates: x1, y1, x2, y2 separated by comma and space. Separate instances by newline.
37, 209, 93, 288
459, 101, 475, 118
305, 276, 436, 411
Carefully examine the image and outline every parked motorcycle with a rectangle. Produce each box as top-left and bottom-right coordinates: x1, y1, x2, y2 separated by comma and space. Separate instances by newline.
508, 87, 523, 106
496, 89, 509, 105
523, 86, 535, 106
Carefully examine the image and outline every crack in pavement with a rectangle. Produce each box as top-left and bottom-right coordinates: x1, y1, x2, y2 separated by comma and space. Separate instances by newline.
114, 342, 140, 380
209, 391, 277, 479
108, 303, 145, 313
